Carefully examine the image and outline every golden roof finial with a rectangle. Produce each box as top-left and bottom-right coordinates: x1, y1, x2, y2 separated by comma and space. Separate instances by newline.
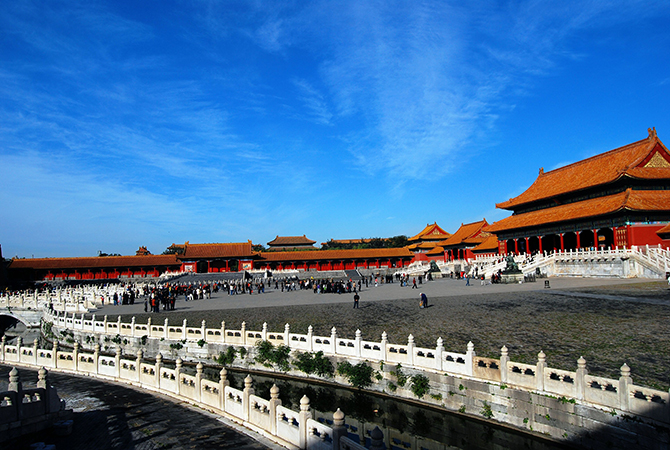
539, 167, 544, 175
648, 127, 657, 140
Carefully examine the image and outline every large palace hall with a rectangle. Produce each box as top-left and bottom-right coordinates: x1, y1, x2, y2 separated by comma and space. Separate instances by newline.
5, 128, 670, 283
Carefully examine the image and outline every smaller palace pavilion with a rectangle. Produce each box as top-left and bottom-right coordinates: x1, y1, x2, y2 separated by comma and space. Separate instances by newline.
408, 223, 451, 254
487, 128, 670, 254
425, 220, 491, 261
266, 235, 317, 251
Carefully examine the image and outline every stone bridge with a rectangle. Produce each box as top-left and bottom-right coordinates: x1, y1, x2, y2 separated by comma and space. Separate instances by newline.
0, 307, 44, 328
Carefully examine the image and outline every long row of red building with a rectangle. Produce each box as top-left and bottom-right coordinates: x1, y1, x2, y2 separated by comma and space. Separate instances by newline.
6, 128, 670, 282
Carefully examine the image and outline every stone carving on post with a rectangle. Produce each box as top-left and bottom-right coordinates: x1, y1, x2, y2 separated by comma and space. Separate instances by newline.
619, 363, 632, 411
135, 349, 142, 382
299, 395, 312, 449
465, 341, 476, 376
500, 346, 509, 384
115, 346, 122, 378
175, 358, 183, 395
269, 384, 281, 435
576, 356, 587, 401
73, 342, 79, 371
355, 329, 362, 358
195, 362, 203, 402
330, 327, 337, 355
536, 350, 546, 391
436, 337, 444, 371
407, 334, 415, 366
219, 368, 229, 411
155, 353, 163, 389
243, 374, 254, 422
380, 332, 388, 362
331, 408, 347, 449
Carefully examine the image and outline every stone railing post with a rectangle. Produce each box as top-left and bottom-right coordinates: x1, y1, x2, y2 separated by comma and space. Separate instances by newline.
221, 321, 226, 344
355, 329, 362, 358
369, 426, 385, 450
219, 368, 229, 411
330, 327, 338, 355
243, 375, 254, 422
115, 346, 122, 379
117, 316, 122, 333
283, 323, 290, 347
407, 334, 415, 367
195, 362, 203, 402
73, 342, 80, 372
575, 356, 587, 401
103, 315, 108, 334
131, 317, 136, 337
146, 317, 152, 337
261, 322, 268, 342
182, 319, 188, 340
201, 320, 206, 339
299, 395, 312, 449
307, 325, 313, 352
175, 358, 183, 395
155, 353, 163, 389
135, 349, 142, 382
269, 384, 281, 435
536, 351, 546, 391
16, 337, 23, 359
241, 322, 247, 346
1, 335, 6, 362
33, 339, 39, 366
465, 341, 475, 376
331, 408, 347, 449
500, 346, 509, 384
380, 332, 388, 363
163, 318, 169, 340
619, 363, 632, 412
52, 341, 58, 369
436, 337, 444, 371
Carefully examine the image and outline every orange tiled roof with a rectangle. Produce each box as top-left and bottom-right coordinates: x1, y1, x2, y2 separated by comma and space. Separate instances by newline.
656, 223, 670, 238
415, 242, 439, 249
472, 235, 499, 252
181, 241, 255, 259
409, 223, 451, 241
497, 129, 670, 210
259, 248, 413, 262
267, 235, 316, 246
487, 189, 670, 233
9, 254, 180, 271
438, 220, 489, 248
426, 246, 445, 256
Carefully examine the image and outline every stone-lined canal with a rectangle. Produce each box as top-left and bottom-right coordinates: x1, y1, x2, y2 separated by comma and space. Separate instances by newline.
1, 363, 572, 450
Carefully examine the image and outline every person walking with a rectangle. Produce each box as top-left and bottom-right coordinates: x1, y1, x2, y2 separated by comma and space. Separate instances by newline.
353, 292, 360, 309
412, 278, 418, 289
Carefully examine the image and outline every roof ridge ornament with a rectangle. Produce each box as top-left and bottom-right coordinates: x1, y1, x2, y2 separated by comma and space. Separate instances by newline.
648, 127, 657, 140
539, 167, 544, 176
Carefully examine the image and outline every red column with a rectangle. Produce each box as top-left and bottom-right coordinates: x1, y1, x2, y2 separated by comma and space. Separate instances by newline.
514, 239, 519, 255
207, 260, 211, 272
593, 229, 598, 249
538, 236, 543, 253
576, 232, 581, 249
525, 237, 530, 254
612, 226, 617, 248
560, 233, 564, 251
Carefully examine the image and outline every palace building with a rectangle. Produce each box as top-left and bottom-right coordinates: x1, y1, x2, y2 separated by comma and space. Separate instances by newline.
487, 128, 670, 254
266, 235, 317, 251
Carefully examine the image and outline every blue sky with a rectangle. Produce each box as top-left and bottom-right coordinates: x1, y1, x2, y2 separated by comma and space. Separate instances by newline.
1, 1, 669, 258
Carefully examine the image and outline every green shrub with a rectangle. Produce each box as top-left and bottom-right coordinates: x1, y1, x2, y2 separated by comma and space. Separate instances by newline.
390, 364, 407, 387
481, 401, 493, 419
337, 361, 374, 389
197, 339, 206, 348
217, 346, 237, 366
410, 374, 430, 398
255, 340, 291, 372
293, 351, 334, 377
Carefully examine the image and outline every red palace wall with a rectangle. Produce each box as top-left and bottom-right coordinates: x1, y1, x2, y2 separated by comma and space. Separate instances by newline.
628, 224, 669, 249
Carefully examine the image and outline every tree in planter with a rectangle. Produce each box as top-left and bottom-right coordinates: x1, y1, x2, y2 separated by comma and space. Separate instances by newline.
337, 361, 374, 389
